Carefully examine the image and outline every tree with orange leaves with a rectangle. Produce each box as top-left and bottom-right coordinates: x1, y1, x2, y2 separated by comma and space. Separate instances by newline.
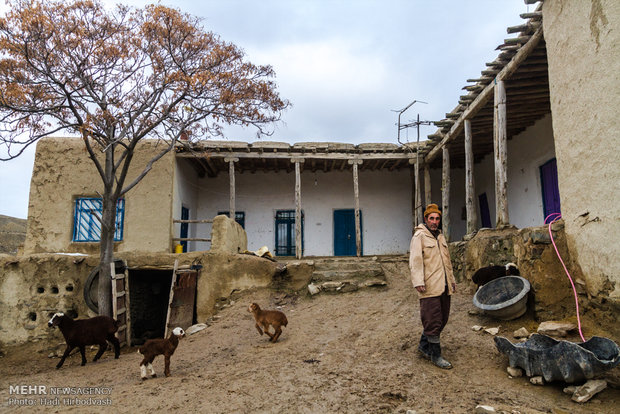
0, 0, 288, 317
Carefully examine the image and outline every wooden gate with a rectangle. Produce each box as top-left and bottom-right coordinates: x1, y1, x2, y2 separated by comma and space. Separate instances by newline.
111, 261, 131, 347
164, 260, 198, 338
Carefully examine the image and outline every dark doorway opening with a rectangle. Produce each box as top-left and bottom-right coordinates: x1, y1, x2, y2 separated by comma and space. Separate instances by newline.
129, 269, 173, 345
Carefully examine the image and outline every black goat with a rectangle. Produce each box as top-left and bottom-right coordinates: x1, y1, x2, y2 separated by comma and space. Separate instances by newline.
48, 312, 120, 369
472, 263, 520, 288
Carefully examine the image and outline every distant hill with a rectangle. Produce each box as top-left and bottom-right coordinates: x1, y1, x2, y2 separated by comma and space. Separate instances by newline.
0, 214, 27, 255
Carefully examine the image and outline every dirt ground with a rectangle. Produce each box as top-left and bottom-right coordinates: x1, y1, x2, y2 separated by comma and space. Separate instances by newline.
1, 260, 618, 413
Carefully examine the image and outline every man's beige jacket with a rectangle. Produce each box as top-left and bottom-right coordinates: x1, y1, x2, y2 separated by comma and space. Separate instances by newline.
409, 223, 456, 298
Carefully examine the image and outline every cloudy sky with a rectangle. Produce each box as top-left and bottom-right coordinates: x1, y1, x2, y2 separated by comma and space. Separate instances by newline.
0, 0, 536, 219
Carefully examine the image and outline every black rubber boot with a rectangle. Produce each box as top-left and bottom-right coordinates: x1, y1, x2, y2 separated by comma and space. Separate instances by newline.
417, 334, 431, 360
429, 342, 453, 370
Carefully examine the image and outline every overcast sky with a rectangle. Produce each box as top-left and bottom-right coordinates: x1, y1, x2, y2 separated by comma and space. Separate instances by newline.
0, 0, 535, 219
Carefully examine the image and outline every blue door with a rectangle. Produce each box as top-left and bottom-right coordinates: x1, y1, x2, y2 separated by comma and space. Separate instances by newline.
540, 158, 561, 220
334, 209, 361, 256
180, 207, 189, 252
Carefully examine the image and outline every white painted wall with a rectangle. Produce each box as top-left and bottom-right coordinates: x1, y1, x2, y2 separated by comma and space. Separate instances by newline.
430, 114, 556, 240
173, 160, 202, 252
181, 165, 413, 256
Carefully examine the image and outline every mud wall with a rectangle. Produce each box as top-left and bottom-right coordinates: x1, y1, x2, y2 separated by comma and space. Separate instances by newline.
0, 249, 279, 348
210, 215, 248, 254
543, 0, 620, 303
23, 137, 176, 255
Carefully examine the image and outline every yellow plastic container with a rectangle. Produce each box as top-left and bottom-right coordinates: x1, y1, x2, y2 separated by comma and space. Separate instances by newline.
174, 244, 183, 254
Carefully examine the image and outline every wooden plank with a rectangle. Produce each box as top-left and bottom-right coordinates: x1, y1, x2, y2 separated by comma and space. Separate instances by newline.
164, 260, 179, 339
177, 151, 415, 161
166, 271, 198, 334
172, 237, 211, 242
464, 119, 478, 234
173, 219, 213, 224
494, 79, 509, 227
442, 147, 451, 241
424, 164, 432, 208
115, 291, 126, 298
414, 160, 421, 226
424, 27, 544, 164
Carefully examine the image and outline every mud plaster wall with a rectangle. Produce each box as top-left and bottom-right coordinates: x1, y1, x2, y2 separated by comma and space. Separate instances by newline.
23, 137, 175, 255
543, 0, 620, 302
450, 223, 619, 338
0, 248, 279, 348
210, 215, 248, 254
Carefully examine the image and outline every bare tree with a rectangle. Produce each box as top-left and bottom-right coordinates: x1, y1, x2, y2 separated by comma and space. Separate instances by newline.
0, 0, 289, 317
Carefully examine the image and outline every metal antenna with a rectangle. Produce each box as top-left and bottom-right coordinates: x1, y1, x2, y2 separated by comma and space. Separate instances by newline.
392, 100, 428, 145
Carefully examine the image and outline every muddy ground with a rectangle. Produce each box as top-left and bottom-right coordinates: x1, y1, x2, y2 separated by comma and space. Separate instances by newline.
0, 260, 618, 413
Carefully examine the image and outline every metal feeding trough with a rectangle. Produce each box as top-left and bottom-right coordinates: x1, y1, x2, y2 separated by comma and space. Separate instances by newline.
473, 276, 531, 320
495, 334, 620, 383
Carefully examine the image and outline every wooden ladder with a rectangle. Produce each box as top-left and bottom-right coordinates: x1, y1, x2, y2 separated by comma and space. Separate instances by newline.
111, 261, 131, 347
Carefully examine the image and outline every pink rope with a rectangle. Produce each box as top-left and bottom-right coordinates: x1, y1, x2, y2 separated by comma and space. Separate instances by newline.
544, 213, 586, 342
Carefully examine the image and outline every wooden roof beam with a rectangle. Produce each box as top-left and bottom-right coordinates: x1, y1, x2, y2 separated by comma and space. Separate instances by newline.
425, 27, 544, 164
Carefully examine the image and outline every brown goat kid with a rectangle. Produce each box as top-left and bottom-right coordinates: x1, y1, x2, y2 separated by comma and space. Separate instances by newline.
137, 327, 185, 380
248, 303, 288, 343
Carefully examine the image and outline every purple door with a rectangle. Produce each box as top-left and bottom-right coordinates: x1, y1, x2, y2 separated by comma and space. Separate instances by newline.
540, 158, 561, 219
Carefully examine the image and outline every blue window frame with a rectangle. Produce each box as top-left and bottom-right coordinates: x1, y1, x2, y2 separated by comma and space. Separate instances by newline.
217, 211, 246, 229
73, 197, 125, 242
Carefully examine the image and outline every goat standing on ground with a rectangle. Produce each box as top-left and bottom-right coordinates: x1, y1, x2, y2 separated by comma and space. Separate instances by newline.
472, 263, 520, 288
48, 312, 120, 369
137, 327, 185, 380
248, 303, 288, 343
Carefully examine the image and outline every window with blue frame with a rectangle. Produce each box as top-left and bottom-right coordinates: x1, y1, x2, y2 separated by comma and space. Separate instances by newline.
217, 211, 245, 229
73, 197, 125, 242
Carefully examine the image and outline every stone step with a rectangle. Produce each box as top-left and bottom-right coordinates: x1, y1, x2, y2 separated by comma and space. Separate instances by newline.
311, 267, 384, 282
307, 278, 387, 295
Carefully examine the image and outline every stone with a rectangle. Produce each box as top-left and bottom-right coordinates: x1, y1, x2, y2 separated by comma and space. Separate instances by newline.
563, 385, 577, 395
321, 281, 345, 291
475, 405, 497, 413
537, 321, 576, 337
472, 325, 484, 331
307, 283, 320, 296
571, 379, 607, 403
484, 327, 500, 336
360, 279, 387, 288
507, 366, 523, 377
185, 323, 207, 335
513, 327, 529, 338
530, 376, 544, 385
468, 309, 483, 316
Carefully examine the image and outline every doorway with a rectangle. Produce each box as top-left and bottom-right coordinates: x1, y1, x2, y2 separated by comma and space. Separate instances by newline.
128, 269, 173, 345
334, 209, 362, 256
540, 158, 561, 220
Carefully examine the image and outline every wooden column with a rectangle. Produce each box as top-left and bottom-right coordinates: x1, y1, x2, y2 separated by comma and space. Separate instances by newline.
424, 164, 432, 209
349, 159, 363, 257
464, 119, 477, 234
224, 157, 238, 219
292, 158, 304, 259
442, 147, 450, 241
494, 79, 509, 227
414, 160, 423, 226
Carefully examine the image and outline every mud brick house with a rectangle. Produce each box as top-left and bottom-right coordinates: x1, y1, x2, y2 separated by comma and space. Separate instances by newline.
2, 0, 618, 347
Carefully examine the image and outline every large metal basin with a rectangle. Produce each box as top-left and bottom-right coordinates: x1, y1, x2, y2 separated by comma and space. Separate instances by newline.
473, 276, 530, 320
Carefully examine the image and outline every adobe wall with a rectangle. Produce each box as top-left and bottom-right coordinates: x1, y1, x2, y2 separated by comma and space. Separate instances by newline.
23, 137, 176, 255
543, 1, 620, 303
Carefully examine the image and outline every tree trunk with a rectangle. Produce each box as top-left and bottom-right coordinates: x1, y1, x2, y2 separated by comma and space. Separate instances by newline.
97, 193, 116, 317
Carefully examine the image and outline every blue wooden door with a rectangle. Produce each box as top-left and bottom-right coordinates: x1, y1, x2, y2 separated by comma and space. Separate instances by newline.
334, 209, 361, 256
540, 158, 561, 220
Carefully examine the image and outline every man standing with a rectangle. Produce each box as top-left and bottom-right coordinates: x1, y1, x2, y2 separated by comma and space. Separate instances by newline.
409, 203, 456, 369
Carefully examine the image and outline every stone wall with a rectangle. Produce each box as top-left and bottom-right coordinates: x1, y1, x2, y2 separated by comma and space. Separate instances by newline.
543, 0, 620, 303
451, 223, 618, 337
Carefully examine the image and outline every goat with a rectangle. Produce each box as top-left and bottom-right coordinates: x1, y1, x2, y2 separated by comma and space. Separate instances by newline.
48, 312, 120, 369
137, 327, 185, 380
472, 262, 520, 288
248, 302, 288, 343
